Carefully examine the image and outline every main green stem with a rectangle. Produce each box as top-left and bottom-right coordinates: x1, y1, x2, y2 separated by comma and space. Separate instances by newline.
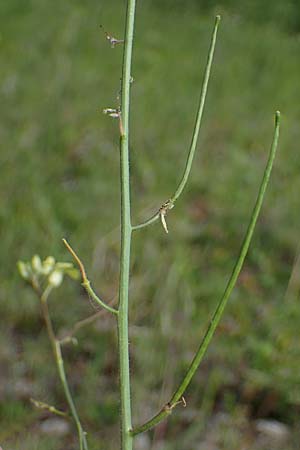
118, 0, 136, 449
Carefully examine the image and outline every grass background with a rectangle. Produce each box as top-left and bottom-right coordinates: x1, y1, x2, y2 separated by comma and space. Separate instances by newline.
1, 0, 300, 448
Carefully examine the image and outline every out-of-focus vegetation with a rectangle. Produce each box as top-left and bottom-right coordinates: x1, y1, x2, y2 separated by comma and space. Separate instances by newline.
1, 0, 300, 449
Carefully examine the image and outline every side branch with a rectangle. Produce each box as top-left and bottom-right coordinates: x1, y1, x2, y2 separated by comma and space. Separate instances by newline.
132, 15, 221, 233
131, 111, 281, 435
40, 287, 88, 450
63, 239, 118, 315
59, 297, 118, 345
30, 398, 68, 417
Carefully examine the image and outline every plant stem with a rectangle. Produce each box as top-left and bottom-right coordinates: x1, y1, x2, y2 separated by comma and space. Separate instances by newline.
132, 15, 221, 232
118, 0, 136, 449
40, 288, 88, 450
55, 341, 88, 450
30, 398, 68, 417
63, 238, 118, 315
60, 299, 117, 344
170, 15, 220, 204
131, 111, 281, 436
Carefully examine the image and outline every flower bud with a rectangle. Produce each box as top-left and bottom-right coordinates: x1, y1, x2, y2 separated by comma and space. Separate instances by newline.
32, 255, 42, 273
17, 261, 30, 280
41, 256, 56, 275
48, 270, 63, 287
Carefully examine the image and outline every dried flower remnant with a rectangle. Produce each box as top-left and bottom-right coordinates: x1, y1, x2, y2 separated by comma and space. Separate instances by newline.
103, 107, 121, 118
100, 25, 124, 48
159, 200, 174, 234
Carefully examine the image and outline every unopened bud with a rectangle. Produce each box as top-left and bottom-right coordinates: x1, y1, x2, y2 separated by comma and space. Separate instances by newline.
48, 270, 63, 287
32, 255, 42, 273
17, 261, 30, 280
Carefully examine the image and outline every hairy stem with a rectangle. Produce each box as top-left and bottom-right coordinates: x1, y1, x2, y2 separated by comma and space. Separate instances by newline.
118, 0, 136, 449
40, 288, 88, 450
132, 15, 221, 232
131, 111, 281, 436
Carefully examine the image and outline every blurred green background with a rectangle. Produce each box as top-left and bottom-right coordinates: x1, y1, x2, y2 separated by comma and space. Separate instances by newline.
1, 0, 300, 449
